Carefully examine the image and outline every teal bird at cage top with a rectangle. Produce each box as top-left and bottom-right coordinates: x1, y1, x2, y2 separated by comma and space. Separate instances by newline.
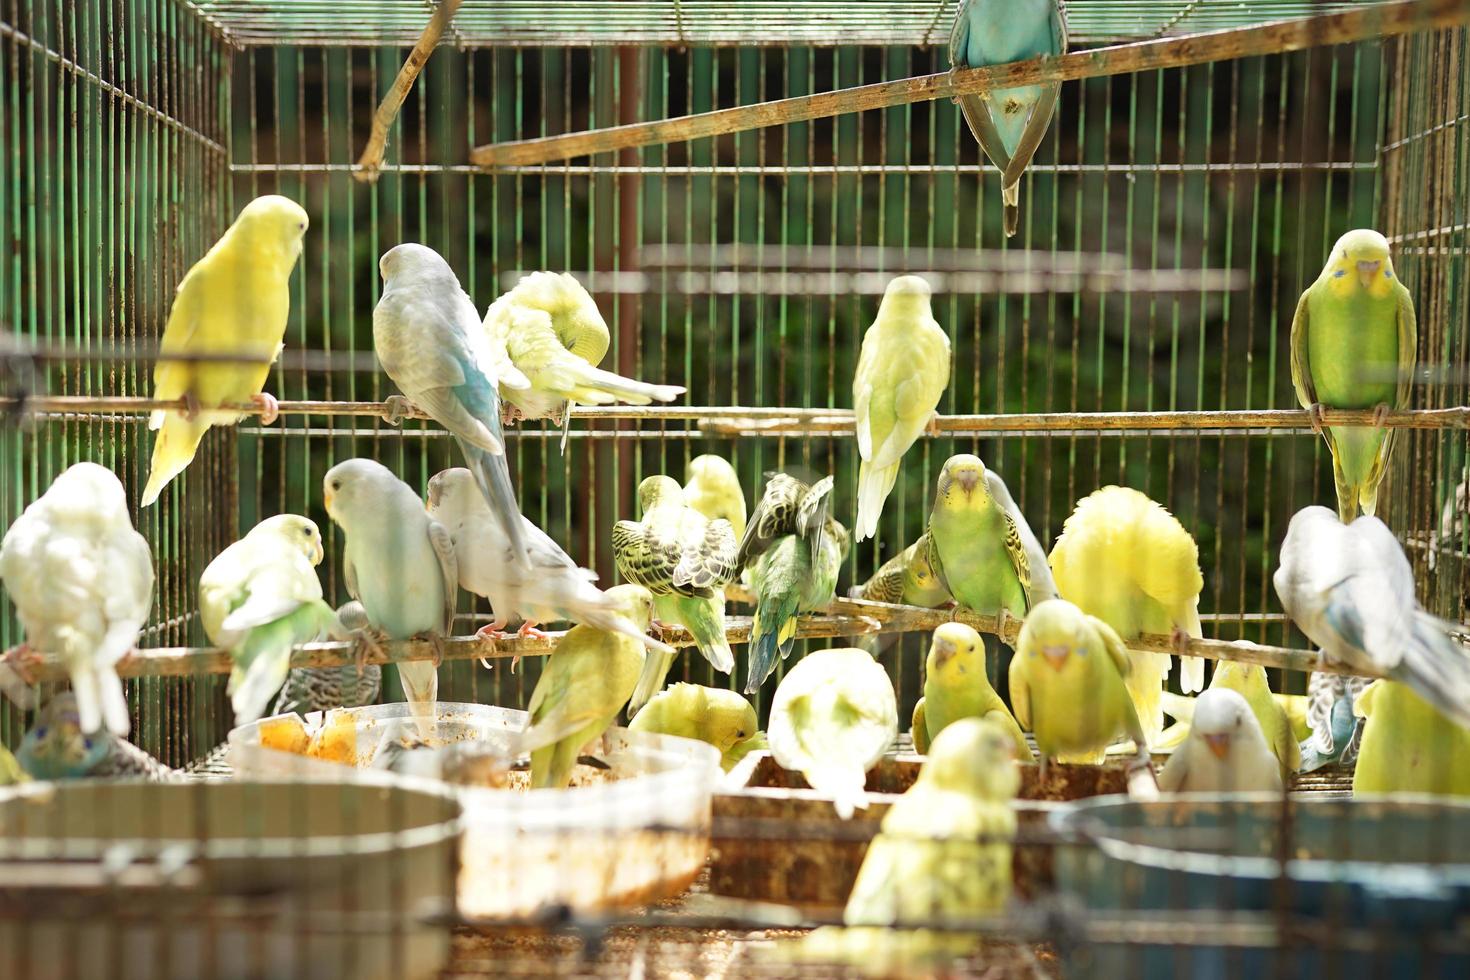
17, 692, 177, 782
949, 0, 1068, 237
373, 243, 534, 567
323, 458, 459, 737
1290, 229, 1417, 523
736, 473, 850, 694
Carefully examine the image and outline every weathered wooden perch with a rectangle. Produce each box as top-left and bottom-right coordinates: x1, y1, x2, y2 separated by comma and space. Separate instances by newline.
468, 0, 1469, 167
354, 0, 463, 182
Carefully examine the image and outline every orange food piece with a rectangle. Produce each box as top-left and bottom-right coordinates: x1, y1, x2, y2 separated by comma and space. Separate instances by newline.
306, 710, 359, 766
258, 716, 310, 756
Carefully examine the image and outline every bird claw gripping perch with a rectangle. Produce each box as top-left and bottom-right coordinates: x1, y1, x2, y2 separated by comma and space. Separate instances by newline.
352, 628, 390, 678
1307, 402, 1326, 435
1372, 402, 1392, 428
381, 394, 415, 426
251, 392, 279, 426
0, 645, 39, 710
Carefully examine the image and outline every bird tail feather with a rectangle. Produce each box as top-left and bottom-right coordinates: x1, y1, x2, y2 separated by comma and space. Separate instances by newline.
398, 661, 439, 738
683, 597, 734, 675
1393, 611, 1470, 728
629, 648, 676, 715
141, 414, 210, 505
806, 766, 868, 820
461, 438, 531, 567
566, 363, 685, 406
70, 662, 131, 737
855, 459, 900, 542
744, 596, 799, 694
229, 648, 294, 727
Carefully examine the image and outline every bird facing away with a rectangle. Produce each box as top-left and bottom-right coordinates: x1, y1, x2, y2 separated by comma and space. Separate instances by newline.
627, 682, 760, 771
0, 462, 153, 736
1048, 485, 1207, 748
1353, 679, 1470, 798
520, 584, 656, 789
1156, 688, 1283, 794
483, 271, 685, 439
1275, 505, 1470, 729
912, 622, 1032, 761
613, 475, 739, 710
683, 454, 749, 542
949, 0, 1068, 237
852, 275, 951, 543
142, 195, 309, 505
768, 647, 899, 819
323, 458, 458, 736
373, 242, 533, 566
737, 473, 849, 694
199, 514, 340, 726
1290, 229, 1416, 522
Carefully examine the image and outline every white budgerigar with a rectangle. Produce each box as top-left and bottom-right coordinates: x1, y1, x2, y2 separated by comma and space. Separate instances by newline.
373, 243, 533, 565
1275, 505, 1470, 728
768, 647, 899, 819
1156, 688, 1283, 794
0, 463, 153, 735
426, 467, 672, 655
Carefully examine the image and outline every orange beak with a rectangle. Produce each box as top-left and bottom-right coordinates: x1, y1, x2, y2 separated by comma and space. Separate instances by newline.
1042, 645, 1070, 672
323, 486, 335, 514
1356, 259, 1382, 288
1204, 733, 1231, 760
954, 468, 980, 493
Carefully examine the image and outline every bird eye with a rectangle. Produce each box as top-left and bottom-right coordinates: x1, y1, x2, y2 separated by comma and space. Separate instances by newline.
297, 222, 306, 231
331, 480, 341, 491
82, 737, 94, 750
302, 527, 312, 536
33, 726, 47, 739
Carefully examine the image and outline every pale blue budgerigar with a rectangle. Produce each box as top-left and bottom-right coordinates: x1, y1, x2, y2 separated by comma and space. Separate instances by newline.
613, 475, 739, 709
1274, 505, 1470, 728
949, 0, 1068, 237
768, 647, 899, 819
199, 514, 342, 726
373, 243, 533, 566
1298, 669, 1368, 772
323, 459, 458, 734
736, 473, 851, 694
16, 692, 178, 782
0, 462, 153, 736
271, 601, 383, 717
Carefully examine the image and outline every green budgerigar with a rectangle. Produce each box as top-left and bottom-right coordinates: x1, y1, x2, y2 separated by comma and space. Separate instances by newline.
768, 647, 898, 818
1291, 229, 1417, 522
852, 531, 952, 609
613, 475, 739, 709
782, 717, 1020, 976
520, 584, 655, 789
1353, 680, 1470, 798
912, 623, 1032, 761
852, 275, 951, 542
737, 474, 850, 693
1009, 598, 1151, 770
627, 682, 759, 771
199, 514, 342, 726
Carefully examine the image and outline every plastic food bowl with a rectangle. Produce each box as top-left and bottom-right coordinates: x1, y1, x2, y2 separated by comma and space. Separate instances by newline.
1049, 793, 1470, 978
229, 701, 721, 920
0, 778, 460, 980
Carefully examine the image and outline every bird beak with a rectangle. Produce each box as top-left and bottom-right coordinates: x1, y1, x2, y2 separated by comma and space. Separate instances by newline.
426, 480, 441, 511
1204, 733, 1231, 760
1041, 644, 1070, 672
954, 469, 979, 494
323, 487, 335, 514
1356, 259, 1382, 288
310, 539, 324, 565
932, 637, 956, 667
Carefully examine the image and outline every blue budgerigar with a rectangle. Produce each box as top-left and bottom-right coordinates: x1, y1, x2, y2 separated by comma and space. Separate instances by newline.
17, 693, 177, 782
949, 0, 1068, 237
373, 243, 533, 566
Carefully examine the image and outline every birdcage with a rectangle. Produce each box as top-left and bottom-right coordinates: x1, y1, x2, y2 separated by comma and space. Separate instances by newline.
2, 0, 1469, 976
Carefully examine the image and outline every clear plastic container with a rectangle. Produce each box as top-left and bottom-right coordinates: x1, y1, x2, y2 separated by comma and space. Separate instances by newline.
229, 701, 721, 920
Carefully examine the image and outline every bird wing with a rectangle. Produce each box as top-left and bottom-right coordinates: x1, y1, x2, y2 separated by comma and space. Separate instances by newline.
343, 550, 361, 603
674, 517, 739, 593
1395, 283, 1418, 411
428, 518, 460, 634
1008, 652, 1032, 731
737, 473, 808, 569
858, 549, 906, 603
1089, 615, 1133, 680
1288, 288, 1316, 409
985, 469, 1056, 605
151, 261, 207, 411
612, 520, 674, 593
796, 475, 835, 560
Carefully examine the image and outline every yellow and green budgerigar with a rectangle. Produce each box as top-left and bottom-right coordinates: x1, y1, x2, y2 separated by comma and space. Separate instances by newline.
1276, 692, 1313, 743
520, 584, 656, 790
852, 275, 951, 543
1009, 598, 1151, 767
627, 682, 759, 772
852, 531, 952, 609
613, 475, 739, 710
683, 454, 748, 542
1353, 679, 1470, 798
912, 623, 1032, 761
781, 717, 1020, 976
141, 195, 309, 505
1209, 661, 1300, 777
768, 647, 899, 819
737, 474, 850, 693
0, 742, 27, 786
1290, 229, 1417, 523
1048, 485, 1206, 749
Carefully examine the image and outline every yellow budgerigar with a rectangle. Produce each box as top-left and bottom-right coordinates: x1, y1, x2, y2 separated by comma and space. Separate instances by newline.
627, 682, 759, 771
683, 454, 748, 542
1049, 486, 1206, 748
851, 275, 951, 542
1353, 680, 1470, 798
912, 623, 1032, 761
141, 195, 309, 505
1209, 661, 1300, 776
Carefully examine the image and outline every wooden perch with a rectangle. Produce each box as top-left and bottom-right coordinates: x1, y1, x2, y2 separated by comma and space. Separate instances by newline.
469, 0, 1469, 167
354, 0, 463, 182
12, 597, 1374, 684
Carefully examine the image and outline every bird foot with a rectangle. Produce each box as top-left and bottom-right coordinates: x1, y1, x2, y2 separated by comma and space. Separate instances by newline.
1, 643, 39, 685
251, 392, 279, 426
515, 621, 547, 640
412, 631, 445, 668
180, 390, 202, 422
996, 608, 1019, 640
1372, 402, 1391, 427
1169, 626, 1193, 658
1307, 402, 1326, 435
382, 395, 415, 426
352, 628, 389, 677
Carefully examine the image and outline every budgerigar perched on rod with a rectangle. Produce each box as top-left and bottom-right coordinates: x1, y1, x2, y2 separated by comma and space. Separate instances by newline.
270, 601, 382, 717
0, 462, 153, 736
613, 475, 739, 710
1298, 670, 1368, 772
736, 473, 850, 694
949, 0, 1068, 237
141, 195, 308, 505
1048, 485, 1206, 749
910, 623, 1031, 760
198, 514, 342, 726
1274, 505, 1470, 728
851, 532, 952, 609
851, 275, 951, 543
373, 243, 533, 566
483, 272, 685, 444
1290, 229, 1417, 523
323, 459, 458, 736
